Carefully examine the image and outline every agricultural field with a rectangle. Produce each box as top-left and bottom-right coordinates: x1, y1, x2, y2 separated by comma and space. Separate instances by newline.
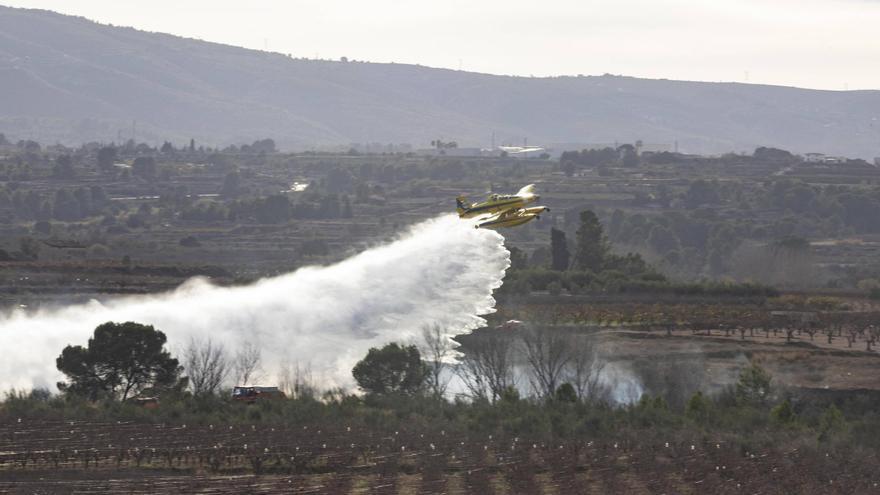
489, 296, 880, 396
1, 419, 875, 494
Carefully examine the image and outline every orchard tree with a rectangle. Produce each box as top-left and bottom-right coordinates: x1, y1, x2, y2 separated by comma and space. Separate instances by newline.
352, 343, 428, 395
56, 321, 182, 401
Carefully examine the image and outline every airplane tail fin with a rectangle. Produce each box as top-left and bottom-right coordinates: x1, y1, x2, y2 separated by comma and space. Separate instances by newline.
456, 196, 469, 215
517, 184, 536, 196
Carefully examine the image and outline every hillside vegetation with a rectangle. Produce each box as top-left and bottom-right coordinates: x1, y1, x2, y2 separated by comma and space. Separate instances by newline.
2, 6, 880, 156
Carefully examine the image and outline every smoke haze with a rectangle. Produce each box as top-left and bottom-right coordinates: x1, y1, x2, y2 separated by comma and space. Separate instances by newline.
0, 215, 510, 392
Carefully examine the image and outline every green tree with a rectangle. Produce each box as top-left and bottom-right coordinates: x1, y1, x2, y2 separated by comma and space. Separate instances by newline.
250, 138, 276, 153
572, 210, 609, 272
554, 382, 577, 402
647, 225, 681, 256
341, 195, 353, 218
19, 236, 41, 260
132, 156, 157, 181
52, 155, 75, 179
753, 146, 794, 163
706, 224, 740, 275
508, 246, 528, 270
56, 321, 182, 401
220, 171, 241, 198
97, 146, 117, 172
254, 195, 291, 224
618, 144, 639, 167
770, 398, 797, 426
52, 189, 81, 221
817, 404, 846, 442
352, 343, 428, 395
684, 179, 720, 209
608, 209, 625, 240
735, 363, 772, 406
685, 391, 711, 424
550, 228, 570, 271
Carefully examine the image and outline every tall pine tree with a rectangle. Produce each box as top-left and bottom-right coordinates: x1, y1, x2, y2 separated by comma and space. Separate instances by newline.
550, 228, 570, 271
572, 210, 609, 272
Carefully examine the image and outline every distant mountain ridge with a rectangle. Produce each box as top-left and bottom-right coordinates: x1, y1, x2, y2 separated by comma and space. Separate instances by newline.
1, 5, 879, 157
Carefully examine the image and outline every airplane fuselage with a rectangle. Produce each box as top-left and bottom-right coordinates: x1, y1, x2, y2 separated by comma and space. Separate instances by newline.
458, 194, 536, 219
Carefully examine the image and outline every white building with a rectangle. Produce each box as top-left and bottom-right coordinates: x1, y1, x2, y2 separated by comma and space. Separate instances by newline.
497, 146, 548, 158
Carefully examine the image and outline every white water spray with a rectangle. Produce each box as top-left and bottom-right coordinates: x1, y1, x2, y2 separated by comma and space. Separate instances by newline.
0, 215, 510, 392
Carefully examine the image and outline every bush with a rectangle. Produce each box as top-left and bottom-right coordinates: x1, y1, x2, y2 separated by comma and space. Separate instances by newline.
770, 399, 797, 426
179, 236, 201, 247
87, 244, 110, 259
817, 404, 846, 442
736, 363, 772, 406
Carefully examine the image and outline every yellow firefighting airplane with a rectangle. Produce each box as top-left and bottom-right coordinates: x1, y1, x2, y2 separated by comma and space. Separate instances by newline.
456, 184, 550, 229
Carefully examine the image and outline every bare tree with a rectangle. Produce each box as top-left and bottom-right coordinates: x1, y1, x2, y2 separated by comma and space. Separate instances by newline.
183, 337, 229, 397
455, 329, 515, 402
567, 335, 605, 401
232, 341, 262, 385
521, 326, 572, 399
420, 324, 453, 398
278, 361, 317, 400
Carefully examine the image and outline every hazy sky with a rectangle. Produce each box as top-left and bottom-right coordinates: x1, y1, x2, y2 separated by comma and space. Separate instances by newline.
5, 0, 879, 90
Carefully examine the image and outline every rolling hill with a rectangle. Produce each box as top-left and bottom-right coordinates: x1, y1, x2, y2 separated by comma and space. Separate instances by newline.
1, 5, 879, 157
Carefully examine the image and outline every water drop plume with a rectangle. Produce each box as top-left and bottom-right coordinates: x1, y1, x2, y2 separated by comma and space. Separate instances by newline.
0, 215, 510, 391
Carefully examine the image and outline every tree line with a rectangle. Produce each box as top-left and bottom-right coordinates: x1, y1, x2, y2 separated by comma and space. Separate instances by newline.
5, 318, 872, 456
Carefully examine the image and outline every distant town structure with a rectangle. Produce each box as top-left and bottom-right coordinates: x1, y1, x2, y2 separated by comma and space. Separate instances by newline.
803, 152, 847, 164
496, 145, 547, 158
415, 147, 483, 157
411, 140, 678, 159
346, 142, 413, 154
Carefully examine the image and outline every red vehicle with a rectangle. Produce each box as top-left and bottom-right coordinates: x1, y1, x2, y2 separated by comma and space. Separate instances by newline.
231, 386, 286, 403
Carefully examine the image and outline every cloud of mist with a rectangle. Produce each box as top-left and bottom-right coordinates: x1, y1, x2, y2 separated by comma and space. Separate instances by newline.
0, 214, 510, 392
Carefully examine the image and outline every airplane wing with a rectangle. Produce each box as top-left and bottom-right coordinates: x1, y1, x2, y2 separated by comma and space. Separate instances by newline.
516, 184, 536, 196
